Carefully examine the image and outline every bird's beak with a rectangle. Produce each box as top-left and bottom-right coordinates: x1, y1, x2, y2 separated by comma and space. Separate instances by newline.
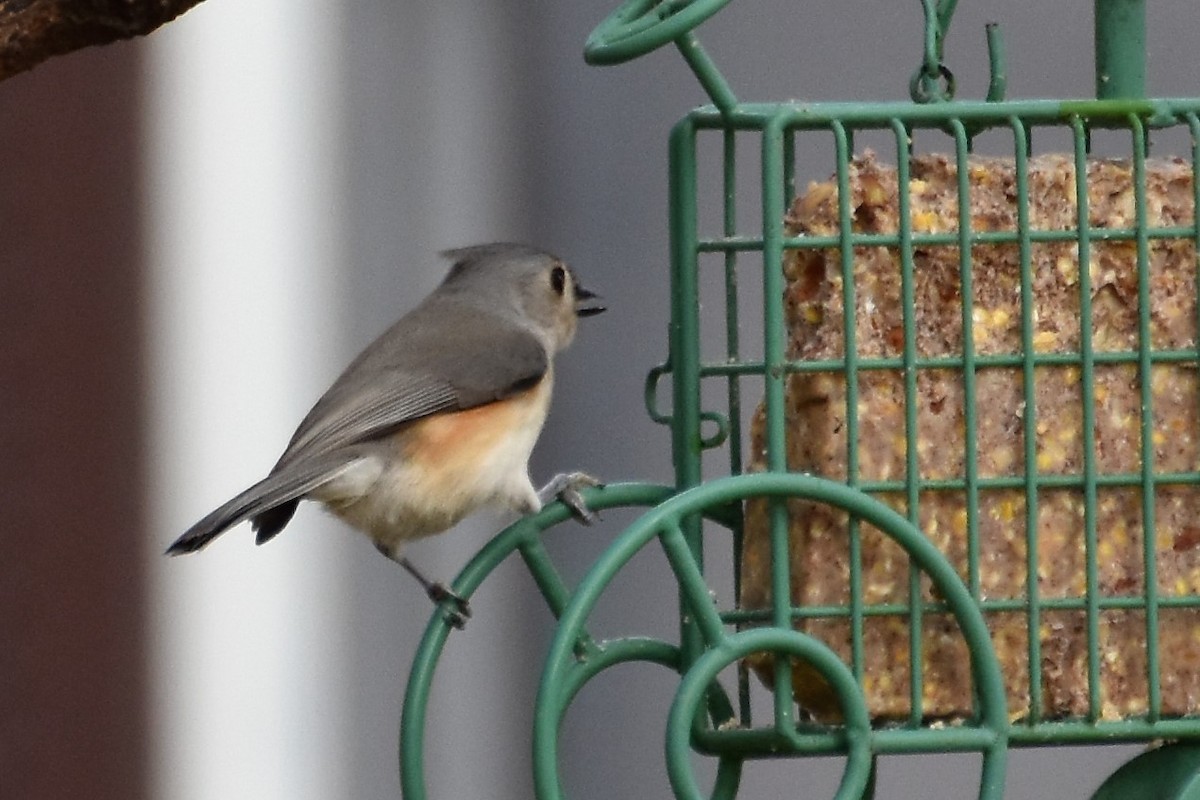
574, 284, 606, 317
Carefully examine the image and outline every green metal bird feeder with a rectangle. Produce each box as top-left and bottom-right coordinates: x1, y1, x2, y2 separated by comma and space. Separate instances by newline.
401, 2, 1200, 797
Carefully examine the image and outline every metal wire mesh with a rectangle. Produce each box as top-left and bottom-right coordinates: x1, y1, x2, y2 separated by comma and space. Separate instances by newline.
671, 99, 1200, 734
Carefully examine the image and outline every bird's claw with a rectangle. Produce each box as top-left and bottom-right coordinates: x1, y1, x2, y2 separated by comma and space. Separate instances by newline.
396, 555, 472, 629
427, 582, 472, 629
560, 486, 601, 525
539, 471, 603, 525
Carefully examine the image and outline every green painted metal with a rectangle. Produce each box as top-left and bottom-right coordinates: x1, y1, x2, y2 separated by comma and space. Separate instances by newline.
653, 80, 1200, 752
1095, 0, 1146, 100
583, 0, 731, 67
1090, 744, 1200, 800
1068, 115, 1102, 722
534, 475, 1009, 800
401, 482, 680, 800
984, 23, 1006, 102
399, 2, 1200, 797
666, 628, 872, 800
911, 0, 959, 102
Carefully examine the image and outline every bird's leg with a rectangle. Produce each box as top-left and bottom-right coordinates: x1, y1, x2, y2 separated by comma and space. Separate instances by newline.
388, 550, 472, 629
538, 471, 603, 525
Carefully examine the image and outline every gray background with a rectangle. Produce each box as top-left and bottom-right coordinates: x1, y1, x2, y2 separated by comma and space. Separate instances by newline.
276, 1, 1196, 798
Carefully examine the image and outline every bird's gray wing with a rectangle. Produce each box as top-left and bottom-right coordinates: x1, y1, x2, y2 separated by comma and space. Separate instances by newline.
274, 311, 550, 468
275, 374, 460, 467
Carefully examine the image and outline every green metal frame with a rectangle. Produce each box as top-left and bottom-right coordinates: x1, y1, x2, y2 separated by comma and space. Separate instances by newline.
400, 2, 1200, 797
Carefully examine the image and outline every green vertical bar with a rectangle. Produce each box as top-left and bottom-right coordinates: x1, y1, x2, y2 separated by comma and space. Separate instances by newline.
1129, 114, 1161, 720
832, 121, 865, 683
951, 119, 982, 602
669, 116, 706, 669
1190, 112, 1200, 730
784, 130, 797, 208
1190, 114, 1200, 558
723, 127, 752, 726
1071, 116, 1104, 721
892, 117, 925, 725
1191, 114, 1200, 372
1011, 115, 1043, 724
762, 122, 788, 479
669, 118, 703, 487
832, 125, 860, 494
762, 115, 795, 734
724, 129, 743, 481
1094, 0, 1146, 100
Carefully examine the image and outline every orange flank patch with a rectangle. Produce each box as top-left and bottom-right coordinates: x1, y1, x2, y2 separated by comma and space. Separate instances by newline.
401, 379, 551, 480
322, 377, 553, 545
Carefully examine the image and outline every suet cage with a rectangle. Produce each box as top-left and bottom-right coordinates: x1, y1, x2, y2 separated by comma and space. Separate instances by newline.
401, 2, 1200, 797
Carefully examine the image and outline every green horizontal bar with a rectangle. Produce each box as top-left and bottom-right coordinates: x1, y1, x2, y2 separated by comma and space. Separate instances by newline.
689, 716, 1200, 759
698, 226, 1197, 253
687, 471, 1200, 497
691, 721, 1000, 758
786, 226, 1195, 248
698, 349, 1200, 378
871, 726, 1001, 754
696, 236, 770, 252
679, 97, 1200, 131
722, 591, 1200, 625
832, 471, 1196, 492
1007, 717, 1200, 745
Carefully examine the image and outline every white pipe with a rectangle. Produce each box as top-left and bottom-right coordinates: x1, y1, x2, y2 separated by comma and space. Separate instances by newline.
143, 2, 348, 798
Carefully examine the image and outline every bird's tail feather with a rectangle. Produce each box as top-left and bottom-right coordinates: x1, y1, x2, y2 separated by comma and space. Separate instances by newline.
165, 456, 359, 555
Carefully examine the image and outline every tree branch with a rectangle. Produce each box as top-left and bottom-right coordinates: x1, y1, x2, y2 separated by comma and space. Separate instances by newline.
0, 0, 205, 81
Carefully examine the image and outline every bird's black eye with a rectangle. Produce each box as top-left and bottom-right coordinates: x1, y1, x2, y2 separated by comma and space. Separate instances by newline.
550, 264, 567, 295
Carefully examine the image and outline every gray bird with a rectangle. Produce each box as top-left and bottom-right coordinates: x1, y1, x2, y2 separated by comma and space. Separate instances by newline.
166, 243, 605, 627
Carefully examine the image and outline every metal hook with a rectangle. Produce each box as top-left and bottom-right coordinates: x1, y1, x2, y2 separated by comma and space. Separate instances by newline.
910, 63, 957, 104
985, 22, 1007, 102
910, 0, 1007, 104
911, 0, 957, 103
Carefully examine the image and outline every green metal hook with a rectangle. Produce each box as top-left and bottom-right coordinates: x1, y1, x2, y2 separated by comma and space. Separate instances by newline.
910, 0, 956, 103
984, 22, 1007, 102
910, 0, 1007, 104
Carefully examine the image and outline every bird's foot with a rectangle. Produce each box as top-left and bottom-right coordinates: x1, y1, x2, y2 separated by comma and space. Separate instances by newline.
538, 471, 603, 525
425, 582, 472, 629
397, 555, 472, 629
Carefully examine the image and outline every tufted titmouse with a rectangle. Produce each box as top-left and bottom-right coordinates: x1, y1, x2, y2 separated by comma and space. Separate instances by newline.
166, 243, 605, 626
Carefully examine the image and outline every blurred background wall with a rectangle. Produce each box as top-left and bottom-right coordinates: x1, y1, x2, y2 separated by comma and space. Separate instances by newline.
0, 33, 146, 800
4, 1, 1198, 798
